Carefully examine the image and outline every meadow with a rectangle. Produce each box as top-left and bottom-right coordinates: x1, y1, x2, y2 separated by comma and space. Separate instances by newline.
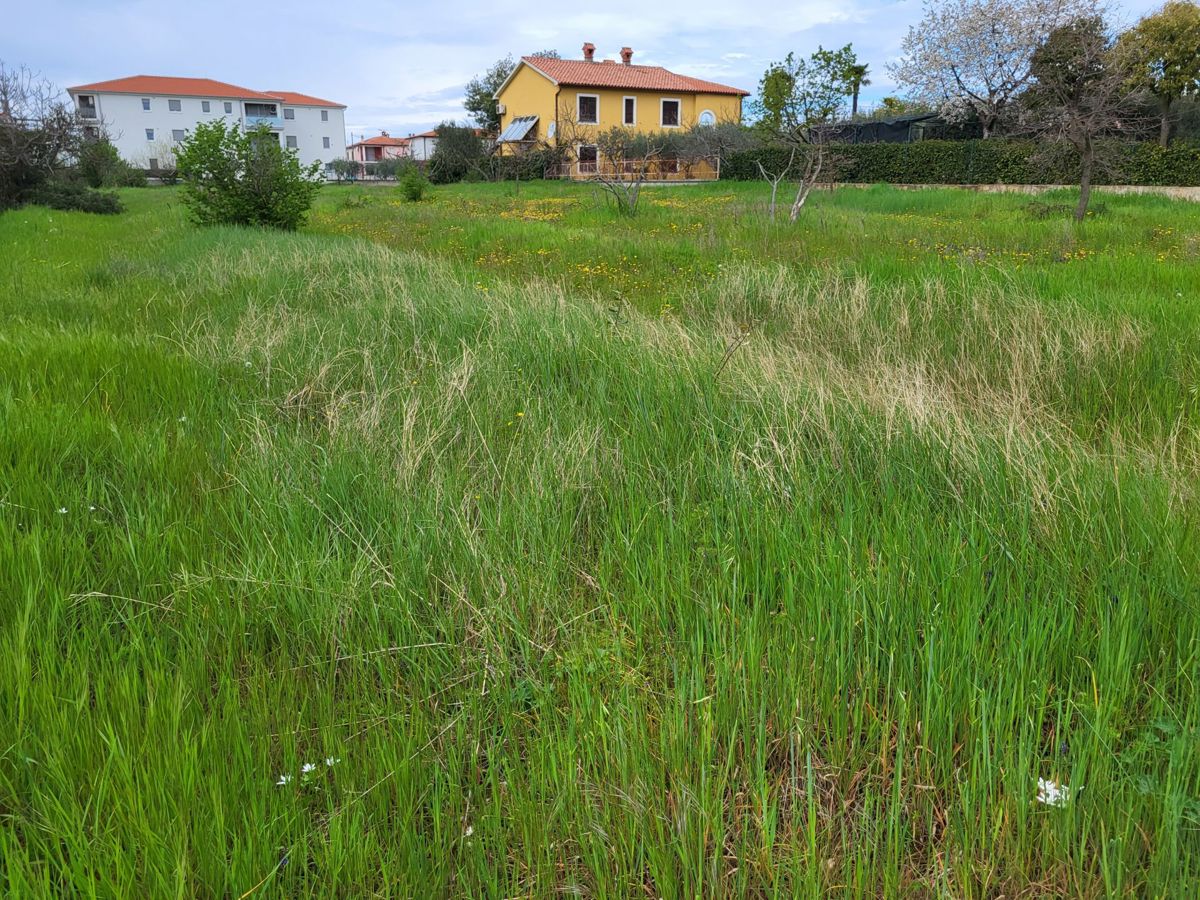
1, 180, 1198, 896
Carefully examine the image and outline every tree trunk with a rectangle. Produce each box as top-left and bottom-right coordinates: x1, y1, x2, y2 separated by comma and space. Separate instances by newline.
1075, 145, 1093, 223
851, 88, 859, 118
1159, 95, 1172, 148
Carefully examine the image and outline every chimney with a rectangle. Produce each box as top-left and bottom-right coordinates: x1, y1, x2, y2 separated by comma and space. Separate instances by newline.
620, 47, 633, 65
582, 42, 596, 62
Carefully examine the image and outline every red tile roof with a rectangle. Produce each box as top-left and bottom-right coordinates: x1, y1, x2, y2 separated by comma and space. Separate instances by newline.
268, 91, 346, 109
519, 57, 748, 96
66, 76, 345, 108
348, 134, 409, 147
67, 75, 280, 101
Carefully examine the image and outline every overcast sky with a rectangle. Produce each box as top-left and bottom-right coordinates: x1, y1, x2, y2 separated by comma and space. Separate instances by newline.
4, 0, 1162, 142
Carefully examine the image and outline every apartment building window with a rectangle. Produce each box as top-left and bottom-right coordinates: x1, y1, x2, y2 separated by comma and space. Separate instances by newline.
142, 98, 151, 110
286, 135, 298, 149
323, 137, 331, 149
145, 128, 155, 140
284, 108, 295, 120
660, 98, 681, 127
168, 99, 182, 111
321, 110, 328, 122
172, 129, 185, 142
202, 100, 211, 112
577, 94, 598, 124
224, 101, 233, 113
623, 97, 636, 126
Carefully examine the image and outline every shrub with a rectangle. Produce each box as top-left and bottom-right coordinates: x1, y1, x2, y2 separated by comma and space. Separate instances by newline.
427, 124, 485, 184
326, 158, 359, 183
721, 139, 1200, 186
397, 165, 428, 201
175, 121, 322, 229
487, 148, 564, 181
77, 139, 146, 188
25, 179, 123, 214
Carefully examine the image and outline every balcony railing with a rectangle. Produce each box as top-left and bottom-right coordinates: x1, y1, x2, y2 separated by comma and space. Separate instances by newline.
549, 157, 719, 182
77, 106, 98, 120
243, 115, 284, 130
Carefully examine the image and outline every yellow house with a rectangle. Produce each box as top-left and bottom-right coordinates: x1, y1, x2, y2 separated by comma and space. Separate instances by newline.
493, 43, 748, 179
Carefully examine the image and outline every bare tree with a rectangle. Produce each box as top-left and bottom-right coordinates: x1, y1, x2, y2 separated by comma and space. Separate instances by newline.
889, 0, 1100, 137
1024, 14, 1142, 220
0, 61, 81, 207
756, 147, 796, 221
591, 126, 662, 216
754, 125, 838, 223
785, 140, 827, 222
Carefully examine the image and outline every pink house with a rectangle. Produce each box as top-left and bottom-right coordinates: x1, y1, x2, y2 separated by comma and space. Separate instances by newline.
346, 132, 410, 164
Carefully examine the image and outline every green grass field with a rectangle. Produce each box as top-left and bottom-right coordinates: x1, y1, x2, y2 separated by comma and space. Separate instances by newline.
1, 181, 1198, 896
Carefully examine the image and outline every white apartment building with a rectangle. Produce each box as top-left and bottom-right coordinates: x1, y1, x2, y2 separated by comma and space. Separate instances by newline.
66, 76, 346, 174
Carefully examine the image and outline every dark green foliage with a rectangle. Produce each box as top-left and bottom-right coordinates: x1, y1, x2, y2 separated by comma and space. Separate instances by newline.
365, 158, 408, 180
487, 148, 565, 181
397, 165, 428, 201
25, 179, 123, 213
76, 140, 146, 188
463, 55, 515, 132
77, 139, 121, 187
427, 124, 486, 184
175, 121, 322, 229
326, 158, 359, 182
722, 139, 1200, 185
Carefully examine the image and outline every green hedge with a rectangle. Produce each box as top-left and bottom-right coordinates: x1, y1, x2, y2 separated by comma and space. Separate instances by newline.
721, 139, 1200, 186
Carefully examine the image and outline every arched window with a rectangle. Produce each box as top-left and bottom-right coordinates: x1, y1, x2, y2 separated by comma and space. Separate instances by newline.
698, 110, 716, 127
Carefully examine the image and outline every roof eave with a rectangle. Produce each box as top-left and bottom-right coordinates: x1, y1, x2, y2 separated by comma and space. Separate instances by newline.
493, 58, 558, 100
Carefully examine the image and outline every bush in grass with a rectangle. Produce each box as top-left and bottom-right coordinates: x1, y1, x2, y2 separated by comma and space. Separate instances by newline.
26, 179, 123, 213
77, 139, 146, 188
175, 121, 322, 229
721, 139, 1200, 186
326, 158, 359, 183
397, 164, 428, 201
427, 123, 485, 184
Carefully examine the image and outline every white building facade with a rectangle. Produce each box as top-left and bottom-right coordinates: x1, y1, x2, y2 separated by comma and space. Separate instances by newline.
67, 77, 346, 173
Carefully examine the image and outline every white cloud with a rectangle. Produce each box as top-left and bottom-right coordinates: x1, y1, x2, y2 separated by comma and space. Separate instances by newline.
3, 0, 1169, 137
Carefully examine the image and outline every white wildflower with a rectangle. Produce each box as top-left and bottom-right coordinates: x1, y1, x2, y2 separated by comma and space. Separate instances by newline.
1036, 777, 1078, 807
463, 825, 474, 837
276, 774, 292, 786
324, 757, 340, 767
177, 415, 187, 423
301, 762, 317, 775
57, 508, 68, 514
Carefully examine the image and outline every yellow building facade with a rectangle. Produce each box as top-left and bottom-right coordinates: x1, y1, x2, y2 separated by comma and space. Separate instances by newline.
494, 47, 748, 178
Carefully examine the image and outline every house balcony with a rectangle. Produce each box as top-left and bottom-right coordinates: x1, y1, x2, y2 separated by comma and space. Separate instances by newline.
77, 105, 98, 120
243, 115, 284, 130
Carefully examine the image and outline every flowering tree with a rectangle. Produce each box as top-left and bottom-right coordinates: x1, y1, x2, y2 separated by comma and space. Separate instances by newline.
889, 0, 1099, 136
